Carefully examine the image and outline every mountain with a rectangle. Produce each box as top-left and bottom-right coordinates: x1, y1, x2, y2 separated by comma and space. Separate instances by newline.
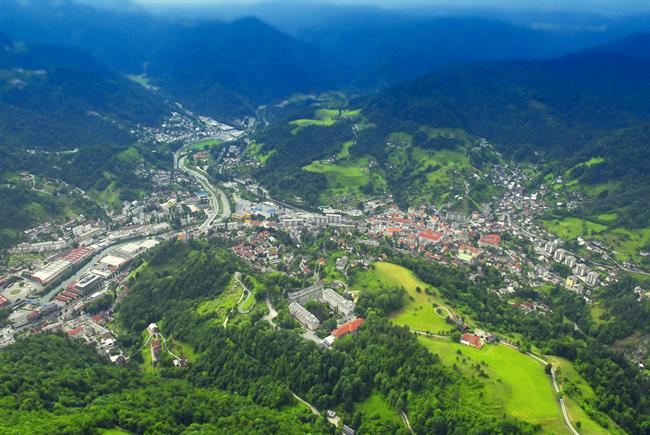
0, 1, 338, 119
247, 51, 650, 240
0, 37, 169, 151
298, 14, 605, 88
583, 32, 650, 60
0, 34, 172, 249
147, 18, 340, 119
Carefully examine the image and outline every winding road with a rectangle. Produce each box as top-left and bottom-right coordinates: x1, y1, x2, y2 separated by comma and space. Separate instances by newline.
175, 140, 232, 231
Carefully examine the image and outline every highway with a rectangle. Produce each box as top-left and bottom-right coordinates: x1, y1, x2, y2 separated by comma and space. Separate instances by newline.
175, 140, 232, 231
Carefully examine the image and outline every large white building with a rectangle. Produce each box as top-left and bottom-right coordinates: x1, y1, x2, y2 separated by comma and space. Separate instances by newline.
289, 302, 320, 330
322, 288, 355, 316
586, 271, 599, 286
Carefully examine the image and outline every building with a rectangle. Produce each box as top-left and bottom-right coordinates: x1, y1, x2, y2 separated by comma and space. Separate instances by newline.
147, 322, 158, 336
575, 263, 588, 277
289, 302, 320, 330
478, 233, 501, 249
446, 212, 466, 223
326, 214, 342, 224
151, 340, 162, 363
553, 248, 566, 262
74, 273, 103, 294
418, 231, 443, 246
30, 259, 72, 286
586, 271, 599, 286
332, 317, 365, 338
460, 333, 483, 349
322, 288, 355, 316
564, 255, 577, 268
544, 241, 557, 255
288, 284, 324, 305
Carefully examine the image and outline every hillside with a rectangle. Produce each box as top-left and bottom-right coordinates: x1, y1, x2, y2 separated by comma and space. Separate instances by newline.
0, 34, 172, 248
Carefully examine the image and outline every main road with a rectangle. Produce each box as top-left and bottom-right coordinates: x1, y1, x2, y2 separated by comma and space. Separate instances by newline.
175, 140, 232, 231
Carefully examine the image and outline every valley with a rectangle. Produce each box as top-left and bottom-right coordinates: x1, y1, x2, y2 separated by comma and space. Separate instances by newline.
0, 2, 648, 434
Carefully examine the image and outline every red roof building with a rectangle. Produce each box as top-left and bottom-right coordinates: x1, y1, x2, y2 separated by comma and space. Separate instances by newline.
418, 231, 443, 245
460, 333, 483, 349
0, 295, 8, 306
332, 318, 365, 338
67, 326, 84, 336
478, 233, 501, 248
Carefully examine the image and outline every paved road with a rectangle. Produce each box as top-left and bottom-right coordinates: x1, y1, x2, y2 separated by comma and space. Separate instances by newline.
401, 410, 415, 434
262, 297, 277, 328
235, 272, 255, 314
178, 155, 231, 230
174, 139, 232, 231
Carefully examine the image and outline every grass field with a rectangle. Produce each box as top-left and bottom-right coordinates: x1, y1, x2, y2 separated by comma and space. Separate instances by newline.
303, 160, 369, 187
98, 429, 131, 435
547, 356, 621, 434
353, 262, 453, 333
419, 337, 567, 433
543, 217, 607, 240
196, 275, 244, 324
187, 138, 224, 151
355, 392, 401, 424
336, 140, 355, 160
290, 108, 361, 134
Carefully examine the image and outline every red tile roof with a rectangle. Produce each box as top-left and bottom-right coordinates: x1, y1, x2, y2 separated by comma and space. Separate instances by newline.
479, 233, 501, 246
67, 326, 84, 336
461, 333, 483, 349
332, 318, 365, 338
418, 231, 443, 241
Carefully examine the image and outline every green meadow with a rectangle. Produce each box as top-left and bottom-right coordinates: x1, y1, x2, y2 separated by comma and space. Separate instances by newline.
353, 262, 453, 333
543, 217, 607, 240
289, 108, 361, 134
355, 392, 401, 424
419, 337, 567, 433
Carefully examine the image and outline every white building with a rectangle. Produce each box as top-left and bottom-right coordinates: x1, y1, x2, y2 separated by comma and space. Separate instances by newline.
586, 271, 599, 286
575, 263, 588, 277
544, 241, 557, 255
553, 248, 566, 262
289, 302, 320, 330
322, 288, 355, 316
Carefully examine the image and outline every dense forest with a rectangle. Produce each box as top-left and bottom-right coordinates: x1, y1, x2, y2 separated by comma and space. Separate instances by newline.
114, 239, 537, 433
0, 334, 332, 434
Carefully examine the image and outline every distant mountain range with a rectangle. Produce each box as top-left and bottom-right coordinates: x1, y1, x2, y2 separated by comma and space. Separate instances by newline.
0, 32, 169, 151
3, 0, 650, 119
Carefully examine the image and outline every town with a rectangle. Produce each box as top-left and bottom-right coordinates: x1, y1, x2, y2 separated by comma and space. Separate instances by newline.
1, 107, 647, 379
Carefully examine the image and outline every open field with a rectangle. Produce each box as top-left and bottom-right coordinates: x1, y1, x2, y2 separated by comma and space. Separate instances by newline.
336, 140, 355, 160
547, 356, 621, 434
543, 217, 607, 240
353, 262, 453, 333
187, 138, 224, 151
290, 108, 361, 134
196, 275, 244, 323
419, 336, 567, 433
355, 392, 400, 424
303, 160, 369, 188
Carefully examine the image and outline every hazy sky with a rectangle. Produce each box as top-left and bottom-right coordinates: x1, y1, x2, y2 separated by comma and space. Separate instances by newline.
126, 0, 650, 16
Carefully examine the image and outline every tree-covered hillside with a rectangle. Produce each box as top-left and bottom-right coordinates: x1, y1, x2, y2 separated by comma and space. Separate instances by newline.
0, 334, 332, 434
